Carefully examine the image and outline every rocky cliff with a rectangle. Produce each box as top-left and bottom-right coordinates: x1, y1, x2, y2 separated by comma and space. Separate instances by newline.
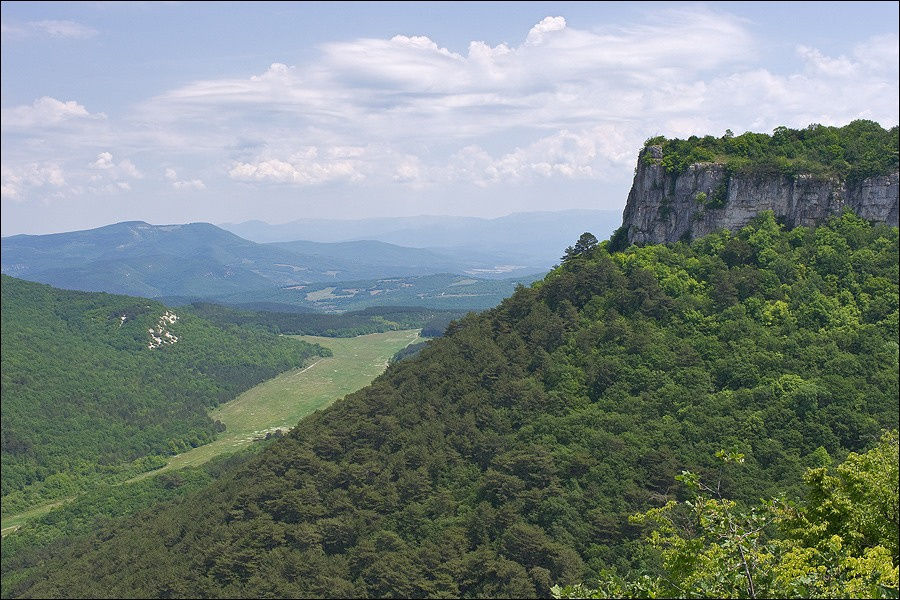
622, 145, 900, 245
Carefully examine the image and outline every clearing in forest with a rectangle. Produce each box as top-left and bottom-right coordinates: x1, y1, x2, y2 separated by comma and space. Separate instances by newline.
130, 328, 421, 478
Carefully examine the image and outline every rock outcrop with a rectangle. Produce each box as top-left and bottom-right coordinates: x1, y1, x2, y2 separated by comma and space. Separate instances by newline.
622, 145, 899, 245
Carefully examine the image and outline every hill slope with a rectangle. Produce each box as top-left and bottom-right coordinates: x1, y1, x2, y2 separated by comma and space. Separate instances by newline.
5, 211, 897, 598
0, 275, 328, 512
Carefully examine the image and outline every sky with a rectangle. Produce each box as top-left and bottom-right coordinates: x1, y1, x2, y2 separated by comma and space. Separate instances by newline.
1, 1, 898, 236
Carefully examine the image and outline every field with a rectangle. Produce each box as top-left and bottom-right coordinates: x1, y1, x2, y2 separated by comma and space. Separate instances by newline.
130, 328, 421, 477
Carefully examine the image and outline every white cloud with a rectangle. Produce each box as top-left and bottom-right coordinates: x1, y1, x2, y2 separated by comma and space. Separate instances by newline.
525, 16, 566, 46
1, 20, 98, 41
90, 152, 115, 170
1, 97, 105, 129
118, 159, 142, 179
797, 46, 856, 78
1, 163, 66, 200
3, 10, 897, 212
165, 168, 205, 190
393, 155, 423, 183
229, 151, 365, 186
89, 152, 142, 178
443, 126, 636, 187
172, 179, 206, 190
32, 20, 98, 39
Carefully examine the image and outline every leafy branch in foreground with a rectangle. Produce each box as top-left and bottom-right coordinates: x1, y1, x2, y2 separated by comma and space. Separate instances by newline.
553, 431, 899, 599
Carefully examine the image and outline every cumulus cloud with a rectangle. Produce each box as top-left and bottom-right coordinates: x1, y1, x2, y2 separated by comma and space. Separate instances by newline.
229, 148, 366, 186
118, 159, 142, 179
4, 9, 898, 206
443, 125, 636, 187
173, 179, 205, 190
90, 152, 115, 170
89, 152, 142, 178
1, 97, 106, 129
165, 168, 205, 190
525, 16, 566, 46
1, 163, 65, 200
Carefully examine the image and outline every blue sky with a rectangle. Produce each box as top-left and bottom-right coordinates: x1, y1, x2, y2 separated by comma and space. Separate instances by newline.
2, 1, 898, 236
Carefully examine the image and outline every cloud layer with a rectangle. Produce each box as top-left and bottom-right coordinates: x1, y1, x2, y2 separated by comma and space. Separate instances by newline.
2, 8, 898, 223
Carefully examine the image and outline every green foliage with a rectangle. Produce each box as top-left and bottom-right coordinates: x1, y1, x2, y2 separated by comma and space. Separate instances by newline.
606, 226, 630, 253
0, 448, 263, 599
651, 121, 898, 184
389, 341, 429, 363
187, 303, 467, 338
711, 179, 730, 208
0, 276, 328, 511
562, 233, 600, 262
4, 213, 897, 598
554, 431, 899, 598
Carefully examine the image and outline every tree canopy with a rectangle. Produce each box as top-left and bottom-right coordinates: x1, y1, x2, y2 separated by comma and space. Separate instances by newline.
645, 120, 899, 184
553, 431, 899, 598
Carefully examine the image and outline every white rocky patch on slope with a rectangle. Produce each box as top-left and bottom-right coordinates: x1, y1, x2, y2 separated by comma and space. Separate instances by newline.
148, 310, 179, 349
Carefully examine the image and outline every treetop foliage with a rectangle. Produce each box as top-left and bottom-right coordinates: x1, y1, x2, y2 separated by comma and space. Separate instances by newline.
644, 120, 899, 183
553, 430, 899, 599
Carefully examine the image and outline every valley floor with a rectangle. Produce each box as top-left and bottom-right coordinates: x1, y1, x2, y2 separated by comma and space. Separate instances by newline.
133, 328, 422, 478
2, 329, 421, 533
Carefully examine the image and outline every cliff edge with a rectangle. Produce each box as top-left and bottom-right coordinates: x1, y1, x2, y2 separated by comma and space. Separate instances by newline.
622, 145, 899, 245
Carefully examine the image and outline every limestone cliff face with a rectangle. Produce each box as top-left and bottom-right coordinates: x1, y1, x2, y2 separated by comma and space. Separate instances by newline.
622, 145, 900, 245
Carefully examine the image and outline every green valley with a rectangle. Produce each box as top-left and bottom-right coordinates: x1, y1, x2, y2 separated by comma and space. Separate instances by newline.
139, 329, 422, 476
0, 276, 328, 516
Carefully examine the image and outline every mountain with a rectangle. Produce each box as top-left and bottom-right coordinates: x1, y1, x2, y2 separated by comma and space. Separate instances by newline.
0, 275, 327, 513
222, 209, 623, 268
7, 211, 896, 598
0, 221, 350, 297
621, 121, 899, 245
1, 221, 546, 307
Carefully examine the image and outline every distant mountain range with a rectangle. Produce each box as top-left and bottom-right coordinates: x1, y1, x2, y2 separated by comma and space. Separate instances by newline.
221, 209, 623, 266
2, 221, 326, 299
0, 219, 565, 310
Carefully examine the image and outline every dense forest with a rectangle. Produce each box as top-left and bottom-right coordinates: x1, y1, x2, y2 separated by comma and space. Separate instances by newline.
645, 119, 899, 183
0, 276, 328, 513
555, 430, 898, 598
185, 303, 467, 338
4, 211, 896, 598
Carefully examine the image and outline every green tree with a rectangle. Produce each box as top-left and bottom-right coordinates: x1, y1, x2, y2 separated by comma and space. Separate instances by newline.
562, 232, 599, 261
553, 433, 899, 599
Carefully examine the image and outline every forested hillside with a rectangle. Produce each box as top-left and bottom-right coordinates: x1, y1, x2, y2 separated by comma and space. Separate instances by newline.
0, 276, 328, 513
5, 211, 896, 598
186, 303, 467, 338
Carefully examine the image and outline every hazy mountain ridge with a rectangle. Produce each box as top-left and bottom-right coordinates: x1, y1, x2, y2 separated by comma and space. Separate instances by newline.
222, 210, 622, 264
1, 219, 559, 307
